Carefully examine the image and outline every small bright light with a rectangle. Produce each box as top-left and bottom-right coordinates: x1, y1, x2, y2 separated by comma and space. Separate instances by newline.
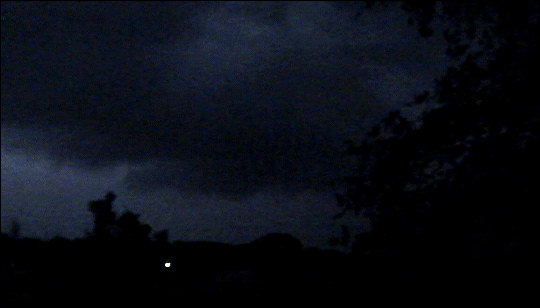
164, 262, 171, 268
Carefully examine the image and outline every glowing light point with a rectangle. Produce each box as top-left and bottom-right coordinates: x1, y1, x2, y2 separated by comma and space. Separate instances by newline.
164, 262, 171, 268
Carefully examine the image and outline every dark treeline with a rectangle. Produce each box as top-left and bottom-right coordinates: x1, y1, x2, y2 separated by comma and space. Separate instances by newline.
334, 1, 539, 303
2, 218, 350, 305
2, 192, 354, 305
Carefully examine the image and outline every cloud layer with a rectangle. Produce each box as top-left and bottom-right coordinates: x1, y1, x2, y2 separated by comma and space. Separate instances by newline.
2, 2, 446, 197
1, 2, 449, 246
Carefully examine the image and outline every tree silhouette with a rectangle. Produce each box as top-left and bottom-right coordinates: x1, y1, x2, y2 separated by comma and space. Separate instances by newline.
9, 219, 21, 239
88, 191, 117, 240
333, 4, 539, 301
153, 229, 169, 243
87, 192, 155, 243
338, 1, 539, 261
116, 211, 152, 242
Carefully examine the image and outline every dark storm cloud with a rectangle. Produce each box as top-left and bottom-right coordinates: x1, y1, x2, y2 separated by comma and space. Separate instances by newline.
1, 2, 447, 197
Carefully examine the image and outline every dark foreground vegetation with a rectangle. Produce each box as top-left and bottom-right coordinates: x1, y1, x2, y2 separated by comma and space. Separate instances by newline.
2, 231, 345, 305
2, 185, 536, 305
2, 227, 535, 305
3, 192, 356, 305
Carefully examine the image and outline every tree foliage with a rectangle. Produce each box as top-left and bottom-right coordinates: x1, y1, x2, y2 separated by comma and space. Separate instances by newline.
87, 191, 155, 242
338, 1, 540, 259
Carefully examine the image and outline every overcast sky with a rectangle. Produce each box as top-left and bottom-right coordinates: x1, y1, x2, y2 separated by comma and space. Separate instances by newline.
1, 2, 448, 248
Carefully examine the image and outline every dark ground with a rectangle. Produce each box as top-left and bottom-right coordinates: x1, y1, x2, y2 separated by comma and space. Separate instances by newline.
2, 233, 535, 306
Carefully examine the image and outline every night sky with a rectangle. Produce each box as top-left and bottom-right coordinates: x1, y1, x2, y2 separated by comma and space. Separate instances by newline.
1, 2, 448, 248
